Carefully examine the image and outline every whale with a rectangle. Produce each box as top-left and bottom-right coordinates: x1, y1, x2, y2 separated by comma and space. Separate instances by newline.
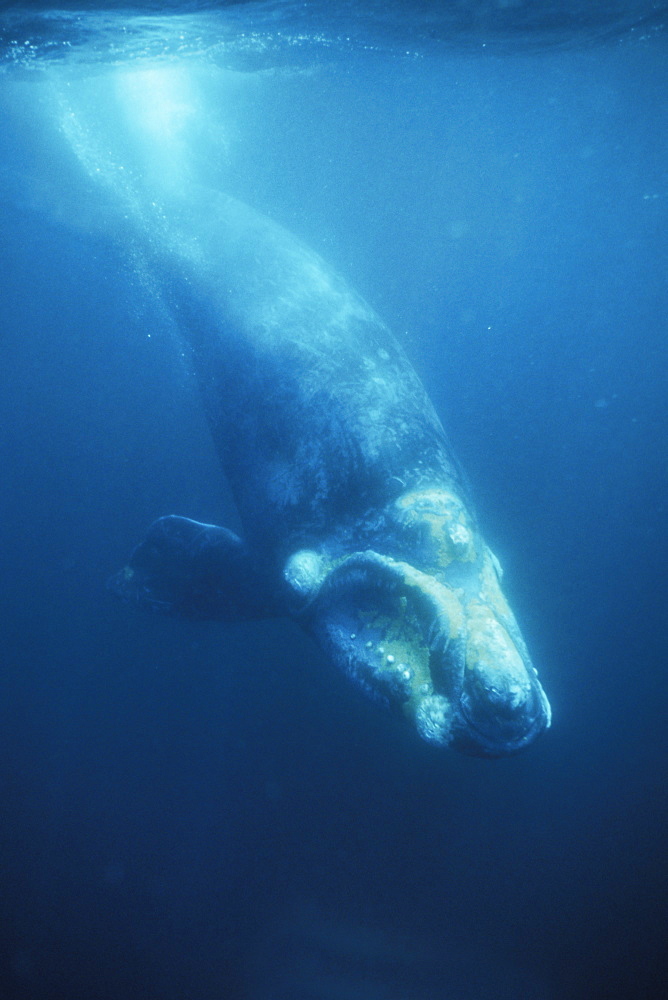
110, 191, 551, 757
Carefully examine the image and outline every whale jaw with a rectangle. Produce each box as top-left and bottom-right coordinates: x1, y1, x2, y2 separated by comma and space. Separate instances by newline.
294, 549, 551, 758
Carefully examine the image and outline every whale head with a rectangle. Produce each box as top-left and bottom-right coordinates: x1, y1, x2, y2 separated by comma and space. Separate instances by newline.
283, 490, 551, 757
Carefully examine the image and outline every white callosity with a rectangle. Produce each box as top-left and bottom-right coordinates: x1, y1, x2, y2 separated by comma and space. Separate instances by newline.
415, 694, 454, 747
283, 549, 327, 603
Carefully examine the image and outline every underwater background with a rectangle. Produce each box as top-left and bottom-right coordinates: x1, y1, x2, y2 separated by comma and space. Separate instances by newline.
0, 2, 667, 997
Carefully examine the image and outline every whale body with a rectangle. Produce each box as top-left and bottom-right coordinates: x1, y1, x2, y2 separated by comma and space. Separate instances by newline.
111, 191, 551, 757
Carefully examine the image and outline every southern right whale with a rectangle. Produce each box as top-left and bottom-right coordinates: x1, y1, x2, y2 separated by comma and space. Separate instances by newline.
110, 190, 551, 757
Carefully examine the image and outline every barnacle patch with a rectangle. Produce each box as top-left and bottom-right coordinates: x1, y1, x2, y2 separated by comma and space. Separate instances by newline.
312, 551, 469, 723
357, 605, 432, 708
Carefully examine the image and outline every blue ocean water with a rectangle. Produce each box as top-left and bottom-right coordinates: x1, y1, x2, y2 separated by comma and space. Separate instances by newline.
0, 3, 666, 998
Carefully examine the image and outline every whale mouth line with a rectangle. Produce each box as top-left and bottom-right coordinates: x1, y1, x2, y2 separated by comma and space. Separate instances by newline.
313, 550, 459, 670
307, 549, 460, 710
309, 549, 551, 757
316, 551, 430, 607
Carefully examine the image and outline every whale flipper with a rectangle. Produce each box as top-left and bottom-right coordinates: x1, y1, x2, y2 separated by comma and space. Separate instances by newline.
109, 515, 277, 621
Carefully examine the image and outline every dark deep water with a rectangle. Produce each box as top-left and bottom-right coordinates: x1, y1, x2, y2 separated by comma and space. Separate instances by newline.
1, 2, 667, 998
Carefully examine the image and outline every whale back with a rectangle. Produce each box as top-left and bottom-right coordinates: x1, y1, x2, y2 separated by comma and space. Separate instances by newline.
158, 193, 466, 558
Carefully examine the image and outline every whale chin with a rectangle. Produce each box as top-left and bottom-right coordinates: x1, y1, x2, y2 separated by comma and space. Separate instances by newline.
299, 550, 551, 758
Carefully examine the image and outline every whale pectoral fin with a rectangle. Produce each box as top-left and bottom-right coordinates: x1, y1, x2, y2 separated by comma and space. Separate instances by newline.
109, 515, 277, 621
